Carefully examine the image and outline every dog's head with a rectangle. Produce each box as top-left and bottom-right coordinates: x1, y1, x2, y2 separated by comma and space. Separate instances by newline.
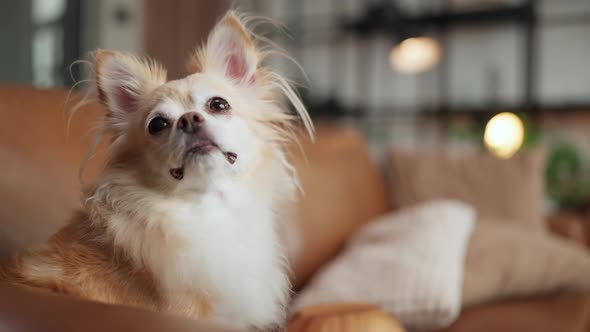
93, 12, 312, 192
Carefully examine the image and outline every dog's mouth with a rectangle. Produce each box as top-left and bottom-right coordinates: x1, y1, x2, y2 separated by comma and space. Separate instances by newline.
169, 140, 237, 180
186, 140, 217, 155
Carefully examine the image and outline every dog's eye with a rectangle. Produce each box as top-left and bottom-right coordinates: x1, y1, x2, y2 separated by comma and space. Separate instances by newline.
208, 97, 231, 113
148, 117, 170, 135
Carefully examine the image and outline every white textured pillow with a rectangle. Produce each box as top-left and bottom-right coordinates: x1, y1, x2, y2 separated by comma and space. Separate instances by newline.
291, 200, 475, 331
463, 218, 590, 308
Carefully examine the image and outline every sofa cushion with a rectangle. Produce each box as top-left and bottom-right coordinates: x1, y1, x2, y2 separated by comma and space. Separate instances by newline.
0, 86, 105, 260
287, 303, 406, 332
291, 200, 475, 331
440, 292, 590, 332
388, 148, 546, 229
288, 124, 389, 288
462, 218, 590, 308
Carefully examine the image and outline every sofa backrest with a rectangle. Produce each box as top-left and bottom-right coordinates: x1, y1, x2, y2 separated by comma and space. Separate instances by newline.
289, 125, 389, 288
0, 85, 105, 260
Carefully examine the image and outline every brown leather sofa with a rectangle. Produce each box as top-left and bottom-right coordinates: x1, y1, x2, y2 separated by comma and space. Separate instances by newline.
0, 85, 589, 331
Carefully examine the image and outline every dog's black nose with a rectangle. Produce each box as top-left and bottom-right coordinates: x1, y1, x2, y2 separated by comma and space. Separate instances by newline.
177, 112, 204, 134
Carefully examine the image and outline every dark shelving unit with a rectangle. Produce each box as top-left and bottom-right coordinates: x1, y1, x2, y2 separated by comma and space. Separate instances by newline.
252, 0, 590, 128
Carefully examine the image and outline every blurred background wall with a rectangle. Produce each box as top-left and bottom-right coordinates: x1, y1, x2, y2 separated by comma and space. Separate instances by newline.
3, 0, 589, 106
1, 0, 590, 209
2, 1, 589, 138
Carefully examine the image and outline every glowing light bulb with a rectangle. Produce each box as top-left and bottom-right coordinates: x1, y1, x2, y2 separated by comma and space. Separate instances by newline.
390, 37, 441, 74
484, 112, 525, 159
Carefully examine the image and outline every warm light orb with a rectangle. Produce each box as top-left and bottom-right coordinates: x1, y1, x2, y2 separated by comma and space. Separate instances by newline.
389, 37, 441, 74
484, 112, 525, 159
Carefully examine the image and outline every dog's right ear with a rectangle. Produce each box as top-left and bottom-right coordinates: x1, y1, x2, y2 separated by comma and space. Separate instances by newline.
95, 50, 166, 117
186, 12, 259, 86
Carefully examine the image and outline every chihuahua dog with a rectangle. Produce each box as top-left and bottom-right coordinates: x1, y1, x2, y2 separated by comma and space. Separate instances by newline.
1, 11, 313, 330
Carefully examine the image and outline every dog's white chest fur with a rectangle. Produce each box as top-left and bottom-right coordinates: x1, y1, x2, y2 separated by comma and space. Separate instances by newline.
107, 182, 289, 329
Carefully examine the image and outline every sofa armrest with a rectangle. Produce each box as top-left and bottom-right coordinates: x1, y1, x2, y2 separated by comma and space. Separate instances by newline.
547, 212, 589, 248
0, 283, 238, 332
288, 303, 405, 332
439, 292, 590, 332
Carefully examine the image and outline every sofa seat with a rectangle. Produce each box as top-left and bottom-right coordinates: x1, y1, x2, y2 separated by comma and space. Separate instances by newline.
440, 292, 590, 332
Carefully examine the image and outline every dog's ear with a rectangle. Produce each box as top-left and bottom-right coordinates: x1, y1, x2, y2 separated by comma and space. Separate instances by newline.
187, 12, 258, 85
95, 50, 166, 115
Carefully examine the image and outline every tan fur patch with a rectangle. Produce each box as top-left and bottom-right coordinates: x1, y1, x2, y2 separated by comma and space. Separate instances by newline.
186, 46, 206, 74
1, 212, 160, 311
94, 49, 116, 104
198, 295, 215, 317
148, 85, 194, 110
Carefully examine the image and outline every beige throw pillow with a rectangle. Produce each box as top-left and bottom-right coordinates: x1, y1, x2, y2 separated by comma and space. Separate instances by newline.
463, 218, 590, 308
388, 149, 546, 230
292, 200, 475, 331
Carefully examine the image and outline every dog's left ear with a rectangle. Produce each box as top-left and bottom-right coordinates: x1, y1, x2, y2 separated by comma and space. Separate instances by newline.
95, 50, 166, 116
187, 12, 258, 85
